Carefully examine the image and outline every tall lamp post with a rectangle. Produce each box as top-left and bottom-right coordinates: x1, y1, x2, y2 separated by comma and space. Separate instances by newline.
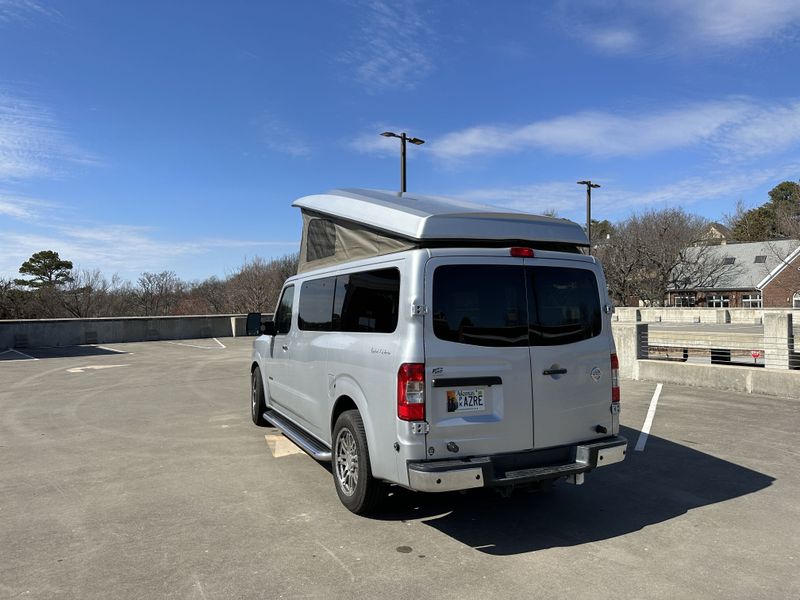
577, 180, 600, 255
381, 131, 424, 193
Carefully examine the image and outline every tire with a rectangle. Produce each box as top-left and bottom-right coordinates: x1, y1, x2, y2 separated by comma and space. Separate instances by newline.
332, 410, 384, 514
251, 368, 268, 426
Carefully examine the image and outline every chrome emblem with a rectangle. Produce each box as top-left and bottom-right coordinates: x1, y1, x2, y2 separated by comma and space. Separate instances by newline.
591, 367, 602, 382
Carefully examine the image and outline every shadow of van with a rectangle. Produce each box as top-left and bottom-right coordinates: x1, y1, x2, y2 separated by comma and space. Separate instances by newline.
368, 425, 774, 555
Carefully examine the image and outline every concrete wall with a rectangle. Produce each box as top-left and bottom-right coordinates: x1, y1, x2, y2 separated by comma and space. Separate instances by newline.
614, 306, 799, 324
0, 315, 254, 349
636, 360, 799, 399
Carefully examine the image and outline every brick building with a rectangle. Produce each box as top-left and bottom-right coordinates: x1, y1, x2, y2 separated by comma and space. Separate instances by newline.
667, 240, 800, 308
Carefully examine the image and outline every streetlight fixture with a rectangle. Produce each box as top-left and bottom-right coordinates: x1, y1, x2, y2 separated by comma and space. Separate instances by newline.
381, 131, 425, 193
577, 180, 601, 255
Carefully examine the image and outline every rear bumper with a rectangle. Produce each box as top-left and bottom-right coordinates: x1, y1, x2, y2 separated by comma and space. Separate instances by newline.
407, 436, 627, 493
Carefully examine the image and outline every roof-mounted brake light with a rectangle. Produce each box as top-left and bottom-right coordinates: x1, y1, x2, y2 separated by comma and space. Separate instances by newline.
510, 247, 535, 258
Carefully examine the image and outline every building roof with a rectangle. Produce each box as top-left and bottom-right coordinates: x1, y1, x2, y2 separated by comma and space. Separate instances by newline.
292, 188, 589, 247
670, 239, 800, 291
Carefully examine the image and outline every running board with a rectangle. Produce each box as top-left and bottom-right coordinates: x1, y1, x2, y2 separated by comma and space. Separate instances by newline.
263, 410, 332, 461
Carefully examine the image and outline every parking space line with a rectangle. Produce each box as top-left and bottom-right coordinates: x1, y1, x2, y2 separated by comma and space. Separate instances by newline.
165, 341, 223, 350
635, 383, 663, 452
212, 337, 226, 349
96, 345, 127, 354
0, 348, 39, 360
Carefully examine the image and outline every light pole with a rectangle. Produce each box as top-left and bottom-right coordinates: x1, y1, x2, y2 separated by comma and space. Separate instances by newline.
381, 131, 424, 193
577, 180, 600, 255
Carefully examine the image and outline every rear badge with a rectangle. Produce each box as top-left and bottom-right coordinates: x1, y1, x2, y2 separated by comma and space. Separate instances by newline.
591, 367, 602, 382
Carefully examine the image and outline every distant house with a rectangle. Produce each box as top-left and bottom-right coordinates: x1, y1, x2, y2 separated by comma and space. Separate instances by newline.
701, 222, 732, 245
666, 239, 800, 308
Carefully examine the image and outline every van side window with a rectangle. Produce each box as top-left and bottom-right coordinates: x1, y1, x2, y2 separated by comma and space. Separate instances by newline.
299, 277, 335, 331
334, 268, 400, 333
527, 267, 601, 345
433, 265, 528, 347
274, 285, 295, 335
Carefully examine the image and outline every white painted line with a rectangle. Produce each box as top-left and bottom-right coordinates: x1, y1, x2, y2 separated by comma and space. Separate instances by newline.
67, 364, 129, 374
95, 345, 127, 354
635, 383, 663, 452
212, 337, 226, 349
164, 341, 222, 350
3, 348, 39, 360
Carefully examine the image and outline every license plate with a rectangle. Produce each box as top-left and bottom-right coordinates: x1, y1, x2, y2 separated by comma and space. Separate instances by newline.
446, 389, 485, 412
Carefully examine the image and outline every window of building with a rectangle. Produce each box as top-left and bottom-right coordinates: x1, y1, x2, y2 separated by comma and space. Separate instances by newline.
723, 257, 736, 265
274, 285, 295, 335
707, 294, 730, 308
793, 292, 800, 308
674, 294, 696, 307
754, 255, 767, 263
742, 293, 762, 308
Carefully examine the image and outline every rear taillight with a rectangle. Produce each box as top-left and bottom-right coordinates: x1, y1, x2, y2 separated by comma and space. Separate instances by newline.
397, 363, 425, 421
610, 353, 620, 403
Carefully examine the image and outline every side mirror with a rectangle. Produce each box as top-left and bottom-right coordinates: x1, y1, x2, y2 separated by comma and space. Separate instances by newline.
245, 312, 262, 336
260, 320, 275, 336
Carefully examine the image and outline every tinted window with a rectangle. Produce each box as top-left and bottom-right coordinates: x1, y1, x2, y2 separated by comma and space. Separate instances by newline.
274, 285, 294, 335
527, 267, 601, 346
335, 268, 399, 333
433, 265, 528, 347
307, 219, 335, 262
299, 277, 335, 331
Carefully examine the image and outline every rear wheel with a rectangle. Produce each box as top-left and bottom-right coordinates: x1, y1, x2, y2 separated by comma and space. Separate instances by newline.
332, 410, 383, 514
250, 368, 268, 426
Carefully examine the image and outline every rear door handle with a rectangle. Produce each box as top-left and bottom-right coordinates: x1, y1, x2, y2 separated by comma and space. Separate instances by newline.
281, 344, 289, 351
543, 368, 567, 376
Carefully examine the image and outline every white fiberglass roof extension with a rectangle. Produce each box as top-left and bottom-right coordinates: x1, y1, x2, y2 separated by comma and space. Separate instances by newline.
292, 189, 588, 247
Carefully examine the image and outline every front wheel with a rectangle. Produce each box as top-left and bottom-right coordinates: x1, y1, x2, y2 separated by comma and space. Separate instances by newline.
332, 410, 383, 514
250, 368, 268, 426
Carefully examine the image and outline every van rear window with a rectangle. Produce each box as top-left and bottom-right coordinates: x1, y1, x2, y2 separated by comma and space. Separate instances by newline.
432, 265, 528, 347
432, 264, 601, 347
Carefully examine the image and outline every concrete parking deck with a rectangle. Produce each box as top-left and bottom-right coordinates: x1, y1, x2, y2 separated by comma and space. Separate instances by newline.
1, 338, 797, 599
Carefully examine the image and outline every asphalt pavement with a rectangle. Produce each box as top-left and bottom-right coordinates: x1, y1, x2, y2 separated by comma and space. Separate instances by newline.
1, 337, 797, 599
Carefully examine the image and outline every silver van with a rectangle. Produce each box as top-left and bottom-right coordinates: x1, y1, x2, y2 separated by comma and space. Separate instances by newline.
249, 189, 627, 514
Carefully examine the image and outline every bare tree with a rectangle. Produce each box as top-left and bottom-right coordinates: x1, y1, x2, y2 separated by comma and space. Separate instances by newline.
226, 253, 298, 313
596, 208, 735, 306
60, 269, 113, 318
135, 271, 183, 316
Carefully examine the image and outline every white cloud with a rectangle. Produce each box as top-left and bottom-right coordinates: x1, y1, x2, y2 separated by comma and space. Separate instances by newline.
0, 90, 97, 181
0, 223, 299, 280
584, 27, 640, 53
340, 0, 434, 91
451, 162, 800, 222
429, 98, 800, 162
0, 0, 56, 24
668, 0, 800, 46
254, 113, 311, 158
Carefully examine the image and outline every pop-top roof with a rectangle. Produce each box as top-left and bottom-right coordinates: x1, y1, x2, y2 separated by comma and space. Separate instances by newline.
292, 188, 588, 247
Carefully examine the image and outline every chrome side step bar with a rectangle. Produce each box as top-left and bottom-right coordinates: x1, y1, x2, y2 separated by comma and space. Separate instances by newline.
263, 409, 332, 461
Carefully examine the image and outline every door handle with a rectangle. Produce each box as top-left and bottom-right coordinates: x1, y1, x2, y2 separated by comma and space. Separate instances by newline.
543, 368, 567, 376
281, 344, 289, 351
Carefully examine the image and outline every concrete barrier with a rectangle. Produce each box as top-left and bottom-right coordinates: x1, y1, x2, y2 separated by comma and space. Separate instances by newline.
614, 307, 796, 324
636, 359, 799, 399
0, 314, 255, 349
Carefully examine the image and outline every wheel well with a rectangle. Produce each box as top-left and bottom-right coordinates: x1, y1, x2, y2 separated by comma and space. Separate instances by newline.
331, 396, 357, 433
250, 361, 259, 373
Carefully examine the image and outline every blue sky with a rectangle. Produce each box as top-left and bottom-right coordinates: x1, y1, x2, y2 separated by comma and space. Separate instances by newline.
2, 0, 800, 281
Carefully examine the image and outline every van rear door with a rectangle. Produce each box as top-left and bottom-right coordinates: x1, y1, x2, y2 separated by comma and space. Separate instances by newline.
525, 260, 613, 448
423, 258, 534, 457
